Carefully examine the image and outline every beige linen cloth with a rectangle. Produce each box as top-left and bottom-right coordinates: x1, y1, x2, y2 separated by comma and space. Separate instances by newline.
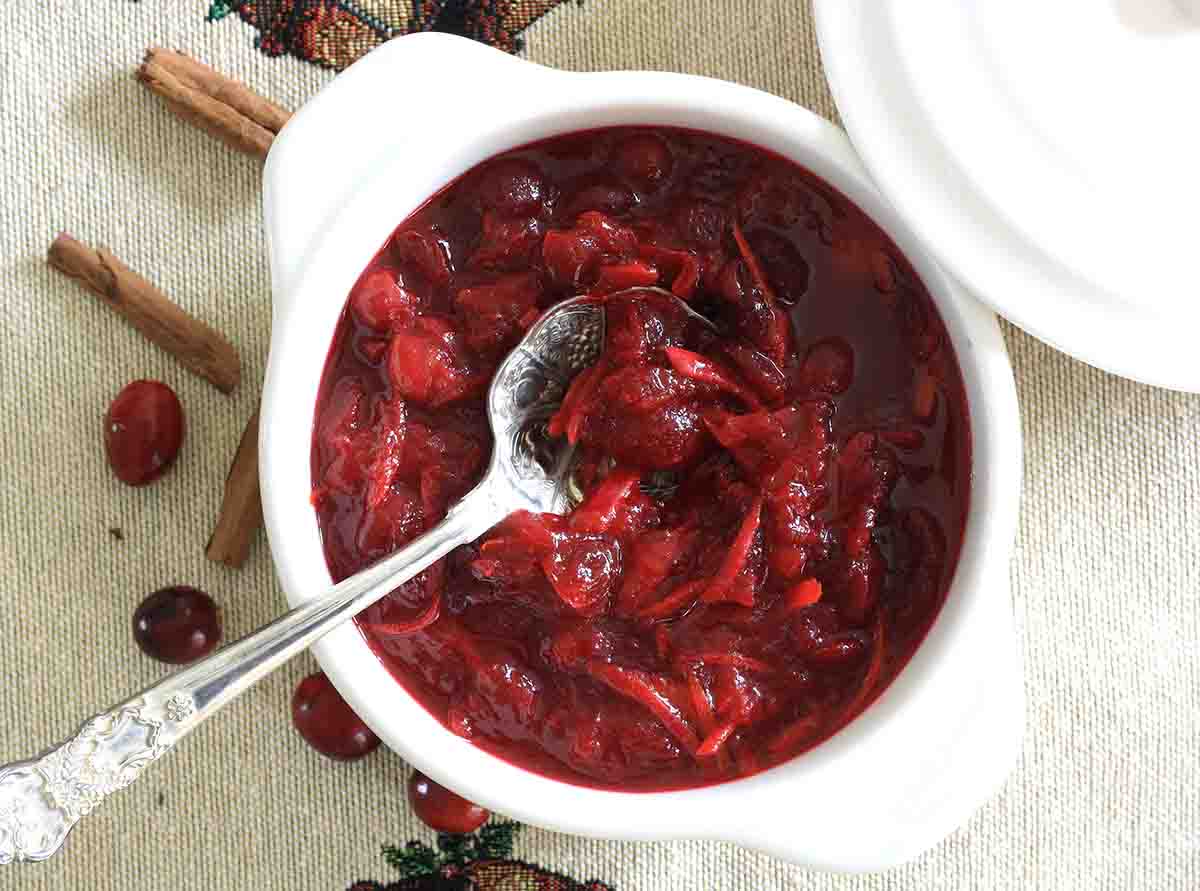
1, 1, 1197, 888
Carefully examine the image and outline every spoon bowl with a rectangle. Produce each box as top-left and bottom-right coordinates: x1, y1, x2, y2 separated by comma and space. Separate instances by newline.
482, 294, 604, 516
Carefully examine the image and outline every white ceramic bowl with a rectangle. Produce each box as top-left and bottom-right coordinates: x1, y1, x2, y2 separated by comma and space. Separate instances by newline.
259, 33, 1023, 871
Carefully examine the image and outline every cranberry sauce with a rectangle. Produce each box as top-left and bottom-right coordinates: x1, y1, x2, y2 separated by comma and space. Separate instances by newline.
309, 128, 970, 791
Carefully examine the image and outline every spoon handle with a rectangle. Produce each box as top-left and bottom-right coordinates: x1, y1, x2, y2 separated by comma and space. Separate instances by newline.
0, 478, 506, 865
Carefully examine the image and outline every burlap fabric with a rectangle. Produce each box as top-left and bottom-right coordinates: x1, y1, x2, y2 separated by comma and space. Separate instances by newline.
1, 1, 1197, 888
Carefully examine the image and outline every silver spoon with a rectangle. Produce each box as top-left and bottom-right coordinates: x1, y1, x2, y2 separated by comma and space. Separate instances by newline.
0, 290, 644, 864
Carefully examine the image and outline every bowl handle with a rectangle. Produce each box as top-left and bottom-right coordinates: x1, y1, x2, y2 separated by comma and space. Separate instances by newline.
726, 576, 1024, 872
262, 34, 543, 312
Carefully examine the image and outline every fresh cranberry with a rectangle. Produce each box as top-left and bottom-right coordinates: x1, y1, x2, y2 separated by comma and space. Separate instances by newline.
132, 586, 220, 664
292, 671, 380, 761
408, 770, 489, 834
104, 380, 184, 486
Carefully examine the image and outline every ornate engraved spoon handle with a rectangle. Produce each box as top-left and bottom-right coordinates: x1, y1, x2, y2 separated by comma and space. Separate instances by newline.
0, 481, 505, 865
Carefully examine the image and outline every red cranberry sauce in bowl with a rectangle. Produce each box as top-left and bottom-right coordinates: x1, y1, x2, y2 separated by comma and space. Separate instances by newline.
309, 127, 970, 792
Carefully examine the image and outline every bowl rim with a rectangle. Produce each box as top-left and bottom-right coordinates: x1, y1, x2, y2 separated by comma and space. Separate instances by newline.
259, 33, 1023, 870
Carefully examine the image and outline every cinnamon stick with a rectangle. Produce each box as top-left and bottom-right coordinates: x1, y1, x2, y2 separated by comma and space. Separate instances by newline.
47, 233, 241, 393
136, 50, 289, 160
207, 408, 262, 568
144, 48, 291, 134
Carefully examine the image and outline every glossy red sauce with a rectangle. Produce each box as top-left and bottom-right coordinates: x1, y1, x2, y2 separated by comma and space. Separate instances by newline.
310, 127, 970, 790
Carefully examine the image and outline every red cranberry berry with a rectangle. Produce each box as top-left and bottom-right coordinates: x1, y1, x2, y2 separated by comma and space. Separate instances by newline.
407, 769, 489, 834
132, 586, 220, 664
292, 671, 380, 761
105, 380, 184, 486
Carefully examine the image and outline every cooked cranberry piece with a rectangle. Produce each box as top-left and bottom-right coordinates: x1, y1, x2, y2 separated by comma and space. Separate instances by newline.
746, 229, 811, 305
475, 657, 544, 726
408, 770, 489, 834
736, 169, 821, 232
899, 507, 948, 614
357, 481, 424, 559
614, 133, 673, 189
705, 402, 829, 483
665, 346, 760, 408
563, 178, 637, 218
475, 159, 547, 216
390, 226, 453, 289
312, 378, 371, 498
602, 288, 694, 364
594, 261, 660, 293
292, 671, 380, 761
104, 380, 184, 486
674, 199, 726, 248
702, 498, 765, 607
472, 212, 544, 271
387, 316, 480, 407
615, 526, 698, 615
311, 126, 971, 792
542, 212, 638, 288
577, 366, 711, 470
808, 633, 868, 668
568, 467, 648, 535
132, 586, 220, 664
350, 267, 420, 332
455, 272, 542, 356
544, 624, 615, 671
902, 291, 942, 360
912, 365, 940, 422
721, 343, 788, 407
838, 432, 898, 513
800, 337, 855, 395
542, 533, 623, 613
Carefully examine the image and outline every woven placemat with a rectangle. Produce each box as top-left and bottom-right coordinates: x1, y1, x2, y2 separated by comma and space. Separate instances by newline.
1, 1, 1197, 888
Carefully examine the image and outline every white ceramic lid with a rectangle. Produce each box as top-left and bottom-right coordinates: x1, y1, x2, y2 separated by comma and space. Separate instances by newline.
815, 0, 1200, 392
